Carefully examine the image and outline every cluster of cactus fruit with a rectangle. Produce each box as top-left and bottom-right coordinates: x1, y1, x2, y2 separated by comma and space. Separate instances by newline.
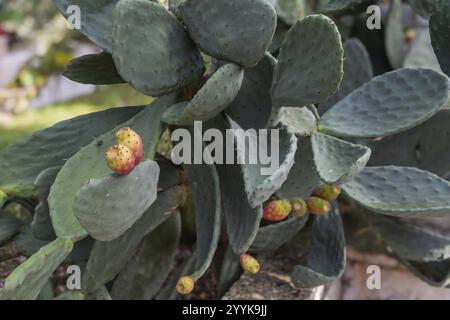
2, 0, 450, 299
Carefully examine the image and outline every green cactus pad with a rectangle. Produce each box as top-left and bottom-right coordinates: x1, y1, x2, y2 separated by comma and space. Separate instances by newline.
217, 161, 263, 255
0, 237, 73, 300
369, 215, 450, 262
292, 203, 346, 288
63, 52, 124, 85
0, 215, 21, 246
273, 107, 317, 137
369, 110, 450, 177
179, 0, 277, 67
278, 137, 321, 198
404, 32, 441, 71
320, 38, 373, 113
184, 161, 221, 280
430, 0, 450, 77
276, 0, 306, 25
83, 185, 182, 292
52, 0, 119, 52
343, 166, 450, 218
226, 54, 276, 130
54, 290, 85, 300
235, 121, 298, 208
320, 0, 372, 14
386, 0, 404, 69
218, 246, 242, 297
162, 64, 244, 125
74, 160, 160, 241
49, 96, 173, 240
399, 258, 450, 288
0, 107, 142, 198
112, 0, 204, 97
311, 132, 371, 184
31, 203, 56, 241
319, 68, 450, 138
34, 167, 61, 201
251, 216, 309, 253
271, 14, 344, 106
111, 212, 181, 300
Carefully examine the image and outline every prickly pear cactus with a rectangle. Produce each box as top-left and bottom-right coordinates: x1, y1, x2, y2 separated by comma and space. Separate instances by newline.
2, 0, 450, 300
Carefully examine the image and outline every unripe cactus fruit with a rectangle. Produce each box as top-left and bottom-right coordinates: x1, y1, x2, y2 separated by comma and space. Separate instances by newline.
305, 197, 332, 215
240, 254, 260, 274
263, 200, 292, 222
312, 184, 341, 201
404, 29, 417, 44
105, 144, 136, 176
116, 127, 143, 165
290, 198, 308, 217
176, 275, 195, 295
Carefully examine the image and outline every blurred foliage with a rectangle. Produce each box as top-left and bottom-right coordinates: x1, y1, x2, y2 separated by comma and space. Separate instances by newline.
0, 85, 151, 150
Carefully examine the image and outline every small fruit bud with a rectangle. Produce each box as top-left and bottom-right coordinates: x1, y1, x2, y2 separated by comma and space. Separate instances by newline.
106, 145, 136, 176
176, 276, 195, 295
306, 197, 332, 215
263, 200, 292, 222
312, 184, 341, 201
404, 29, 416, 44
290, 198, 308, 217
116, 127, 143, 165
240, 254, 260, 274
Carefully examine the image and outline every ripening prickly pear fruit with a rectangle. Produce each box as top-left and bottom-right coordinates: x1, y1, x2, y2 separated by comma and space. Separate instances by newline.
106, 145, 136, 176
290, 198, 308, 217
404, 29, 416, 44
240, 254, 260, 274
305, 197, 332, 215
176, 276, 195, 295
116, 127, 143, 165
263, 200, 292, 222
312, 184, 341, 201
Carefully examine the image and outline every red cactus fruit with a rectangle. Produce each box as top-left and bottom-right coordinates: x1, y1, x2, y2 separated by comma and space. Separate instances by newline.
176, 275, 195, 295
290, 198, 308, 217
116, 127, 143, 165
312, 184, 341, 201
263, 200, 292, 222
305, 197, 332, 215
240, 254, 260, 274
106, 145, 136, 176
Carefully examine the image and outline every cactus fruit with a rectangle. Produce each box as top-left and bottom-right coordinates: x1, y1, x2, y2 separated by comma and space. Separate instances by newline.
105, 145, 136, 176
263, 200, 292, 222
290, 198, 308, 217
240, 254, 260, 274
305, 197, 332, 215
115, 127, 143, 165
312, 184, 341, 201
176, 276, 195, 295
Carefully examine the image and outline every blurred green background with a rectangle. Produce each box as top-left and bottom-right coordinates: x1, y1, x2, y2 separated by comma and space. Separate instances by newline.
0, 0, 151, 150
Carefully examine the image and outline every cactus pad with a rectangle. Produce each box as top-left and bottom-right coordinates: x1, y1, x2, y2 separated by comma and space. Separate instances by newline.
179, 0, 277, 67
430, 0, 450, 77
251, 216, 309, 253
292, 203, 346, 288
162, 64, 244, 125
74, 160, 160, 241
273, 107, 317, 137
112, 0, 204, 96
343, 166, 450, 218
63, 52, 124, 85
271, 14, 344, 106
226, 54, 276, 130
311, 132, 371, 184
52, 0, 119, 51
319, 68, 450, 138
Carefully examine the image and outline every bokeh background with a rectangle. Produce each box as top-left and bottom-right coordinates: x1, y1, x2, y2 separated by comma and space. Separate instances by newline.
0, 0, 154, 150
